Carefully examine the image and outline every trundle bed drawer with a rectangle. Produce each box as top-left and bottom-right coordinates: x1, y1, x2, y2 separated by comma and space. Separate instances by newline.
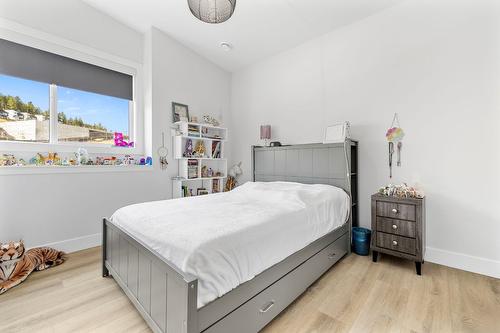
376, 217, 416, 238
376, 201, 416, 221
203, 234, 348, 333
376, 232, 416, 255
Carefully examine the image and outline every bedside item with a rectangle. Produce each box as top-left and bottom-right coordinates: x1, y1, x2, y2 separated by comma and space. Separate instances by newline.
172, 102, 189, 122
352, 227, 371, 256
323, 121, 350, 144
202, 115, 220, 127
386, 113, 405, 177
270, 141, 281, 147
371, 193, 426, 275
260, 125, 271, 146
379, 183, 424, 199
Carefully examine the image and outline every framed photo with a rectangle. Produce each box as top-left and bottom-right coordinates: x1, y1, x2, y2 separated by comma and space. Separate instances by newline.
172, 102, 190, 122
323, 121, 351, 144
197, 188, 209, 196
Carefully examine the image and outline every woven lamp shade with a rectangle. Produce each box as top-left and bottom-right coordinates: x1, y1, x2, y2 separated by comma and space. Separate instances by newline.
188, 0, 236, 24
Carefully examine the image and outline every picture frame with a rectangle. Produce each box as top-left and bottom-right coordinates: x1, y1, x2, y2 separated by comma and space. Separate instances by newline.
172, 102, 190, 122
323, 121, 351, 144
197, 188, 208, 196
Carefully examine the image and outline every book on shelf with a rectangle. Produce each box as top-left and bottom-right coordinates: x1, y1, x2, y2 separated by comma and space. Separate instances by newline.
211, 141, 221, 158
187, 159, 199, 179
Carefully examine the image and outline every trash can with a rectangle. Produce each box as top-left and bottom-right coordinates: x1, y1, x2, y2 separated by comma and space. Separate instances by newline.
352, 227, 371, 256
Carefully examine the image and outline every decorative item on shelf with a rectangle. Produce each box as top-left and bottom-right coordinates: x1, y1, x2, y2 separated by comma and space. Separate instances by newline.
207, 168, 213, 177
225, 161, 242, 191
197, 188, 208, 196
172, 102, 190, 122
201, 165, 208, 178
184, 139, 194, 157
212, 179, 220, 193
378, 183, 424, 199
76, 148, 88, 166
270, 141, 282, 147
323, 121, 350, 144
194, 140, 206, 157
190, 115, 199, 123
211, 141, 222, 158
158, 133, 169, 170
114, 132, 134, 147
260, 125, 271, 146
202, 115, 220, 127
46, 153, 61, 166
188, 0, 236, 24
145, 157, 153, 166
86, 158, 94, 165
386, 113, 405, 178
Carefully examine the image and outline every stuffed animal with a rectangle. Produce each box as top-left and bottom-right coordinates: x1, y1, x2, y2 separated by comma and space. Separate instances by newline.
0, 240, 66, 294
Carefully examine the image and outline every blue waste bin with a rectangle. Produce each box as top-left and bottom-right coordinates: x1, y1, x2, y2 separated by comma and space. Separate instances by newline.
352, 227, 371, 256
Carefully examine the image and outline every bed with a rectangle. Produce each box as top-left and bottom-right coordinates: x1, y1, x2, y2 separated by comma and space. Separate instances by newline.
102, 141, 358, 333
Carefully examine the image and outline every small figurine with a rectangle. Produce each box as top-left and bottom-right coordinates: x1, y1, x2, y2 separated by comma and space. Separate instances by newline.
184, 139, 193, 157
76, 148, 88, 165
203, 115, 220, 127
86, 158, 94, 165
17, 159, 26, 166
201, 165, 208, 178
123, 155, 132, 165
114, 132, 134, 147
62, 158, 70, 166
194, 140, 206, 157
207, 168, 213, 177
145, 157, 153, 166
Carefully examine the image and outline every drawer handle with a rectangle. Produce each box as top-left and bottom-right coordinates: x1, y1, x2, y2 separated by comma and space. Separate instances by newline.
392, 240, 398, 246
391, 208, 398, 213
392, 224, 398, 230
328, 253, 336, 259
259, 300, 275, 314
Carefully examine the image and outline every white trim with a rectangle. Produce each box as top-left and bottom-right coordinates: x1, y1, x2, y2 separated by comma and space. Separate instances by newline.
426, 247, 500, 279
0, 165, 153, 176
35, 233, 101, 254
0, 19, 145, 155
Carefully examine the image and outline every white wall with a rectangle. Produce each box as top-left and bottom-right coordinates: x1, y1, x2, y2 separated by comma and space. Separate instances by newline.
0, 2, 230, 252
230, 0, 500, 277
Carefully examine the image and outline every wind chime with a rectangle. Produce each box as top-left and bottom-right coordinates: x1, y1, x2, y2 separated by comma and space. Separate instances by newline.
386, 113, 405, 178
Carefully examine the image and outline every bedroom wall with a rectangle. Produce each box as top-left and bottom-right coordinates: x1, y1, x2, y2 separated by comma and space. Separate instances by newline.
0, 1, 230, 252
230, 0, 500, 277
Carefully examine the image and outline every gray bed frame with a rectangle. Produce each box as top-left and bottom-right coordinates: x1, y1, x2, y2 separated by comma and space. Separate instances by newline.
102, 141, 358, 333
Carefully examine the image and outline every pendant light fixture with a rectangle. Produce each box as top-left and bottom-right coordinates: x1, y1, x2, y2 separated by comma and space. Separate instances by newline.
188, 0, 236, 24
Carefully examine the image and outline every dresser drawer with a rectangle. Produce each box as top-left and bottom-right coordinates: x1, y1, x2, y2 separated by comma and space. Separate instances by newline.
376, 217, 416, 238
376, 232, 416, 255
376, 201, 416, 221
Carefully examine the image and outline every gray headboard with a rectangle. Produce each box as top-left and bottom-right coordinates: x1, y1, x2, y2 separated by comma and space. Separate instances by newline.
252, 141, 358, 227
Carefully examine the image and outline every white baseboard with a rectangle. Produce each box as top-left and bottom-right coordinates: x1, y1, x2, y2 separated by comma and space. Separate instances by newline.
36, 233, 101, 253
426, 247, 500, 279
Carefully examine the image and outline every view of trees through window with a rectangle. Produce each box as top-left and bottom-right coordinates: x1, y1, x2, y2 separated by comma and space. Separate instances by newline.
0, 74, 130, 144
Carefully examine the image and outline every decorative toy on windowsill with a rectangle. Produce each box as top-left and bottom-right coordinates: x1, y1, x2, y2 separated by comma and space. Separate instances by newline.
114, 132, 134, 148
0, 240, 66, 294
386, 113, 405, 178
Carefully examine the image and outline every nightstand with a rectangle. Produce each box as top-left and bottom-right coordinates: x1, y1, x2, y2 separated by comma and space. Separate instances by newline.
371, 194, 426, 275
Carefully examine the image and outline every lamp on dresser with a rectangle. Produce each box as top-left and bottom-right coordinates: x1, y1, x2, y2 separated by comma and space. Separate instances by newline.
371, 194, 426, 275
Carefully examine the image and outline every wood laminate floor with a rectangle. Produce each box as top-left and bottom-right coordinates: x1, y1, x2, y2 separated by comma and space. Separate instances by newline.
0, 247, 498, 333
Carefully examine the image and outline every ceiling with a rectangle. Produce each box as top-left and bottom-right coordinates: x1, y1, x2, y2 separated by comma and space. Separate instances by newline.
83, 0, 402, 72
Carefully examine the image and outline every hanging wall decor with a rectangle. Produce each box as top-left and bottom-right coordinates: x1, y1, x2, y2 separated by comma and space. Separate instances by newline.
385, 113, 405, 178
158, 132, 169, 170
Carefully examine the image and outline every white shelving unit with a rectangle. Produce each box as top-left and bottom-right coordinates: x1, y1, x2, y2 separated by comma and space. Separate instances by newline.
172, 121, 228, 198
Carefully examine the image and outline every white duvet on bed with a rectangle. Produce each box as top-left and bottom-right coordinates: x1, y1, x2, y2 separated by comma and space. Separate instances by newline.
111, 181, 349, 308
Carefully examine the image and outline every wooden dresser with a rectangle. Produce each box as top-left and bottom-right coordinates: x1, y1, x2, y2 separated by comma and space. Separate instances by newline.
371, 194, 426, 275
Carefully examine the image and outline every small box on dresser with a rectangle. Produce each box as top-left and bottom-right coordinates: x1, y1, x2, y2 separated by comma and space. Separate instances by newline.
371, 194, 426, 275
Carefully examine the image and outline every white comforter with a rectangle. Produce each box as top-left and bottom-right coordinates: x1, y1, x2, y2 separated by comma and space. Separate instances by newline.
111, 181, 349, 308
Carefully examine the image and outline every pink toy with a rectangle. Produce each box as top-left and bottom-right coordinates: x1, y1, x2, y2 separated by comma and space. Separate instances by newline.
114, 132, 134, 147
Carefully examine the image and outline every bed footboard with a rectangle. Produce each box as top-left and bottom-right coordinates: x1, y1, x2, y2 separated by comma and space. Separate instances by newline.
102, 219, 198, 333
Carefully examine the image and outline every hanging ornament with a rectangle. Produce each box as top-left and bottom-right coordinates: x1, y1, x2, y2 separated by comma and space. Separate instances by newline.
385, 113, 405, 178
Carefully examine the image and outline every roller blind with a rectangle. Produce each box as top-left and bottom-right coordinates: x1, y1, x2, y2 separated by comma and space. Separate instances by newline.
0, 38, 133, 100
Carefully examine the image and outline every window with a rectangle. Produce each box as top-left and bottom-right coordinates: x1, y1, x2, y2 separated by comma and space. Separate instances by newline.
0, 38, 135, 148
57, 86, 130, 144
0, 74, 50, 142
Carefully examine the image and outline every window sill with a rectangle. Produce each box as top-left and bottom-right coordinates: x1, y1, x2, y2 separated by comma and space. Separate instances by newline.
0, 165, 154, 176
0, 140, 143, 155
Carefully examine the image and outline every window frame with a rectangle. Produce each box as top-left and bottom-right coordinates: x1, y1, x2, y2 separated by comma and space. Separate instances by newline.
0, 26, 143, 156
